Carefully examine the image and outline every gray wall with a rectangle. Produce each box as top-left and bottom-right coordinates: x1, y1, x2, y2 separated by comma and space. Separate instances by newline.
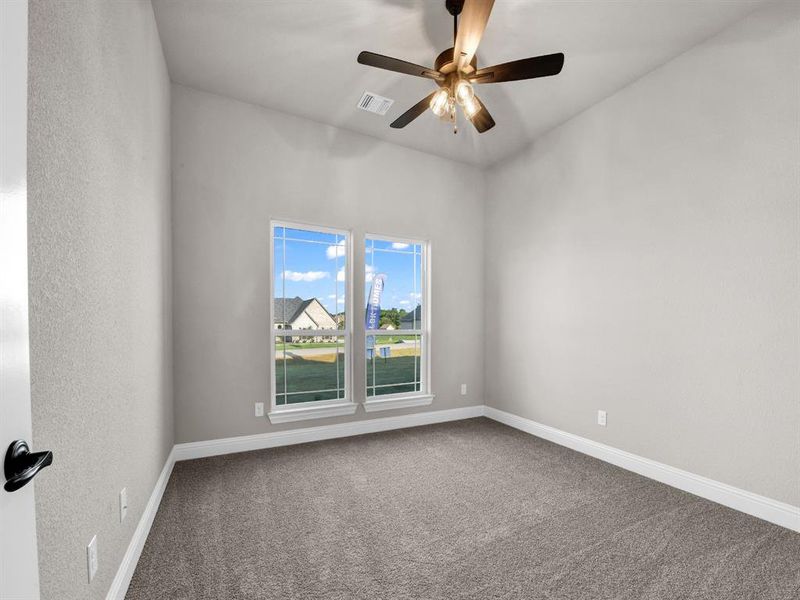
485, 2, 800, 506
171, 84, 485, 443
27, 1, 173, 598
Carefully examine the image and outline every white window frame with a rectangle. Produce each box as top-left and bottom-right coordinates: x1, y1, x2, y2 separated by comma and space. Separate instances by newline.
267, 220, 356, 423
363, 234, 433, 412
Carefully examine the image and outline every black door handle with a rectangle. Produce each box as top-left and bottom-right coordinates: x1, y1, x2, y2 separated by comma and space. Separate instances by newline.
4, 440, 53, 492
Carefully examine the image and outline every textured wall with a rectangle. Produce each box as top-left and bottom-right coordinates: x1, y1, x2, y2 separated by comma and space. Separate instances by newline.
485, 2, 800, 506
27, 1, 172, 598
171, 84, 485, 443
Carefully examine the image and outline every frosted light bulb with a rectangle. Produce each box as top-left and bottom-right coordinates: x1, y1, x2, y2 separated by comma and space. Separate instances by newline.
454, 80, 474, 106
430, 89, 449, 117
462, 95, 480, 119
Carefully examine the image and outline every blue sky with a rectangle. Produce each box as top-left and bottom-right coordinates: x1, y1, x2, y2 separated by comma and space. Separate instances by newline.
274, 227, 422, 315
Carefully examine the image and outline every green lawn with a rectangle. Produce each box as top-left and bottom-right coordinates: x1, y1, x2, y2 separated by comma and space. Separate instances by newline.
275, 355, 420, 404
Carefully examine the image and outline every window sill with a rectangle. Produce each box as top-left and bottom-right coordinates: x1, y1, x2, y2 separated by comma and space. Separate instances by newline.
363, 394, 434, 413
268, 401, 358, 424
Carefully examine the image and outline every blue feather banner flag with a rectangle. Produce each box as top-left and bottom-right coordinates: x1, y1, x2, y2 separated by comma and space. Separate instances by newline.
365, 274, 386, 349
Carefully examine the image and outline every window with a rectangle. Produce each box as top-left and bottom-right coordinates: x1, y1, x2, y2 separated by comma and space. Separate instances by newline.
269, 222, 355, 423
364, 236, 431, 411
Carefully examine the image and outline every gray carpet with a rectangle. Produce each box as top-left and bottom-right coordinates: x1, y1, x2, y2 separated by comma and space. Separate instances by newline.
127, 418, 800, 599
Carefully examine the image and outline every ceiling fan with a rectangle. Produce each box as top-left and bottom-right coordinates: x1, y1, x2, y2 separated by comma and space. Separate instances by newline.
357, 0, 564, 134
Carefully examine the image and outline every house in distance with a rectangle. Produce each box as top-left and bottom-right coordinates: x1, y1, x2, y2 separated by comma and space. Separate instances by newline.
274, 296, 337, 342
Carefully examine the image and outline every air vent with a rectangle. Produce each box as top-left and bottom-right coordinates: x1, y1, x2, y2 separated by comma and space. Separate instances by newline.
357, 91, 394, 116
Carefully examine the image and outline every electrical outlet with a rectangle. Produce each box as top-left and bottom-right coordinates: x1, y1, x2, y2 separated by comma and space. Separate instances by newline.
597, 410, 607, 427
87, 535, 98, 582
119, 488, 128, 523
460, 384, 467, 396
255, 402, 265, 417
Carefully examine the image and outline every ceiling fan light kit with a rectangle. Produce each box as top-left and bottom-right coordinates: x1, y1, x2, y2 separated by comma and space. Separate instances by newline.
357, 0, 565, 135
430, 89, 450, 118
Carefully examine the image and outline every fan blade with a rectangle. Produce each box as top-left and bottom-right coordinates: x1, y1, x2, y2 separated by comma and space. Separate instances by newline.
469, 96, 495, 133
357, 51, 444, 81
390, 92, 437, 129
469, 53, 564, 84
446, 0, 495, 73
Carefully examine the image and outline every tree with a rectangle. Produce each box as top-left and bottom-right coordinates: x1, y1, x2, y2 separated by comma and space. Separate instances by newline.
379, 308, 406, 329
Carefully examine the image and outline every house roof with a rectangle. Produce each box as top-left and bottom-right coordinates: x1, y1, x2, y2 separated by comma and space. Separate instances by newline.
400, 305, 422, 323
274, 297, 334, 326
274, 296, 311, 324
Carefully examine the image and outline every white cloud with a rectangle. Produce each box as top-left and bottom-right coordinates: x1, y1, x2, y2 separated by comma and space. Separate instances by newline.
326, 240, 346, 260
410, 292, 422, 299
391, 242, 410, 250
283, 270, 329, 282
399, 300, 411, 306
337, 264, 376, 283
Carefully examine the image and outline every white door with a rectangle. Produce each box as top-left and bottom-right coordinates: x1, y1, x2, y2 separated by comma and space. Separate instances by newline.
1, 1, 43, 598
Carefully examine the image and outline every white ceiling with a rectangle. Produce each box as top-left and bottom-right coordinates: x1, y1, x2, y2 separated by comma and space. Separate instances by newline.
152, 0, 766, 167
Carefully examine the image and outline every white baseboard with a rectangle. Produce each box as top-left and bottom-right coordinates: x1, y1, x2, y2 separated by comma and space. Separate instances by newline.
173, 404, 485, 461
484, 406, 800, 533
106, 447, 176, 600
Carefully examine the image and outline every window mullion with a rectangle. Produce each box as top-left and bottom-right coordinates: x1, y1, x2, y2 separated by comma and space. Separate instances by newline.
281, 230, 287, 402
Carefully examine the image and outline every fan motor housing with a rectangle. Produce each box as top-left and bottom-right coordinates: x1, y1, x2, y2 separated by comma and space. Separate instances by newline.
434, 47, 477, 75
445, 0, 465, 16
